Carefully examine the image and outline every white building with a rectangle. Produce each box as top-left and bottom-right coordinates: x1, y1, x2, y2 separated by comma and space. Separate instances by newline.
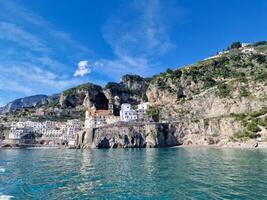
137, 102, 151, 110
241, 47, 255, 54
9, 127, 33, 139
65, 119, 83, 135
85, 98, 120, 128
120, 104, 138, 122
85, 107, 114, 128
136, 102, 151, 119
241, 43, 250, 47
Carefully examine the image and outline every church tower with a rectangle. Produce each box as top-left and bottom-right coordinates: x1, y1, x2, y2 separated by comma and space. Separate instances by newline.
108, 97, 114, 115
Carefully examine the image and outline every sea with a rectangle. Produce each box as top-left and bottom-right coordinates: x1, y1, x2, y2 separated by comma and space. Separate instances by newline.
0, 147, 267, 199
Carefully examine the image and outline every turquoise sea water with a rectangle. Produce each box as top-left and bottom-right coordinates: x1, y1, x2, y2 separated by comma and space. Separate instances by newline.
0, 147, 267, 200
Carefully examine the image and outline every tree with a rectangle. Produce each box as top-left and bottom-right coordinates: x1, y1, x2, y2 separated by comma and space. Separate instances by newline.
230, 41, 242, 49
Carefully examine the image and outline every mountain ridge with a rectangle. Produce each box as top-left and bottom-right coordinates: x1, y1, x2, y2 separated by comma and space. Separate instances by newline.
1, 41, 267, 145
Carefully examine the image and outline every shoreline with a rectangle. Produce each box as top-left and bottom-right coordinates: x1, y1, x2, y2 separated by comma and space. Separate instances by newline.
2, 138, 267, 150
1, 142, 267, 150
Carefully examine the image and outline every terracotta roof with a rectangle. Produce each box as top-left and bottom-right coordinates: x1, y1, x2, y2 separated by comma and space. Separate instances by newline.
87, 109, 111, 117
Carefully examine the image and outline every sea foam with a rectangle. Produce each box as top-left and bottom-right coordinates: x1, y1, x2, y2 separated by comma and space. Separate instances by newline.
0, 193, 14, 200
0, 167, 5, 173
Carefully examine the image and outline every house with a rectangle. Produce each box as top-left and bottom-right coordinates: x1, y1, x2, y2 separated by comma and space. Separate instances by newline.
137, 102, 151, 110
120, 103, 138, 122
9, 127, 34, 140
241, 47, 255, 54
85, 97, 120, 128
65, 119, 83, 135
136, 102, 151, 119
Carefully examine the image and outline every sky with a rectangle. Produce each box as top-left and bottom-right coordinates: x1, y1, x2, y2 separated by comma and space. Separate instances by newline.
0, 0, 267, 106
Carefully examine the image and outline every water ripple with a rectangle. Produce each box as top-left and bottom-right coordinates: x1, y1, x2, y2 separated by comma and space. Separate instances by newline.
0, 148, 267, 199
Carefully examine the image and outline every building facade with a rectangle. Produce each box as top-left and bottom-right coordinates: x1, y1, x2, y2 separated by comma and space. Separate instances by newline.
120, 103, 138, 122
85, 98, 120, 128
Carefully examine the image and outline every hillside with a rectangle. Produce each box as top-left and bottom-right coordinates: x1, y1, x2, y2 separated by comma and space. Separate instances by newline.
145, 41, 267, 144
1, 41, 267, 145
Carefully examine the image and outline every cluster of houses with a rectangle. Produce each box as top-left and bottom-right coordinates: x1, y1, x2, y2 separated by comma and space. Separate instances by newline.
205, 43, 256, 60
8, 97, 151, 144
9, 119, 83, 141
84, 97, 151, 128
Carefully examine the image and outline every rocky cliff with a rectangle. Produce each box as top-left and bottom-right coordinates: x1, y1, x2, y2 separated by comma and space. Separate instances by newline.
0, 94, 59, 114
77, 122, 179, 148
144, 42, 267, 144
1, 41, 267, 147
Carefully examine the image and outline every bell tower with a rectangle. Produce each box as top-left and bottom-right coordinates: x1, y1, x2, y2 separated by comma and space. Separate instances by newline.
108, 97, 114, 115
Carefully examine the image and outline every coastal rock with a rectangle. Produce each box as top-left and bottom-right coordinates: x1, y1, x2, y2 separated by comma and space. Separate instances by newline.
77, 122, 179, 149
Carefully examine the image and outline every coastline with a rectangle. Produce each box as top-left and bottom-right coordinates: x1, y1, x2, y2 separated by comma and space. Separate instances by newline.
2, 141, 267, 150
175, 141, 267, 149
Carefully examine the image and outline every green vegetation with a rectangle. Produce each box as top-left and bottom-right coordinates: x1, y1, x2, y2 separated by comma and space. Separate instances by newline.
0, 125, 8, 139
231, 107, 267, 140
150, 41, 266, 100
253, 71, 267, 82
63, 83, 101, 96
246, 121, 261, 133
122, 74, 144, 82
233, 130, 258, 140
239, 87, 250, 97
229, 41, 242, 49
217, 83, 231, 98
250, 107, 267, 118
146, 106, 159, 122
253, 41, 267, 46
230, 113, 246, 121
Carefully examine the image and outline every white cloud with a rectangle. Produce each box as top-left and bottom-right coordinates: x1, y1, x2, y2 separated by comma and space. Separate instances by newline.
74, 60, 91, 77
92, 0, 178, 80
0, 0, 92, 105
0, 22, 49, 53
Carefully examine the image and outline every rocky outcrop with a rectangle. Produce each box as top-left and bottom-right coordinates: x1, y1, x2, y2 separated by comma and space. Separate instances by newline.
104, 74, 150, 105
169, 117, 244, 145
0, 94, 59, 114
77, 122, 179, 148
59, 83, 108, 109
1, 42, 267, 147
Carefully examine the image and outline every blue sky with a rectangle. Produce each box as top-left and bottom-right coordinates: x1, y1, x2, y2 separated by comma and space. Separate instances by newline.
0, 0, 267, 106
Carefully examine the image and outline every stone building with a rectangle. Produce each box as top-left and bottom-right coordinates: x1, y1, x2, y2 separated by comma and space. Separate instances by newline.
85, 98, 120, 128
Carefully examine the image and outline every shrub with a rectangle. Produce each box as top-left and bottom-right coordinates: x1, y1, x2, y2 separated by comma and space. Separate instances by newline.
253, 71, 267, 82
233, 130, 258, 139
250, 107, 267, 118
239, 87, 250, 97
146, 106, 159, 122
249, 54, 267, 64
254, 41, 267, 46
217, 83, 231, 98
246, 122, 261, 133
202, 77, 216, 89
230, 113, 247, 121
230, 41, 242, 49
166, 68, 173, 74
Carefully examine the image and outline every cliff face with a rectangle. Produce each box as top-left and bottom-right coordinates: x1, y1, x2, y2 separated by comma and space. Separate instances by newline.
77, 123, 179, 148
1, 42, 267, 146
59, 83, 108, 109
104, 74, 150, 105
144, 42, 267, 144
0, 95, 55, 114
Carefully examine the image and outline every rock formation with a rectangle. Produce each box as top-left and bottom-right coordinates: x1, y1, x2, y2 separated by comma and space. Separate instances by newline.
77, 122, 179, 148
